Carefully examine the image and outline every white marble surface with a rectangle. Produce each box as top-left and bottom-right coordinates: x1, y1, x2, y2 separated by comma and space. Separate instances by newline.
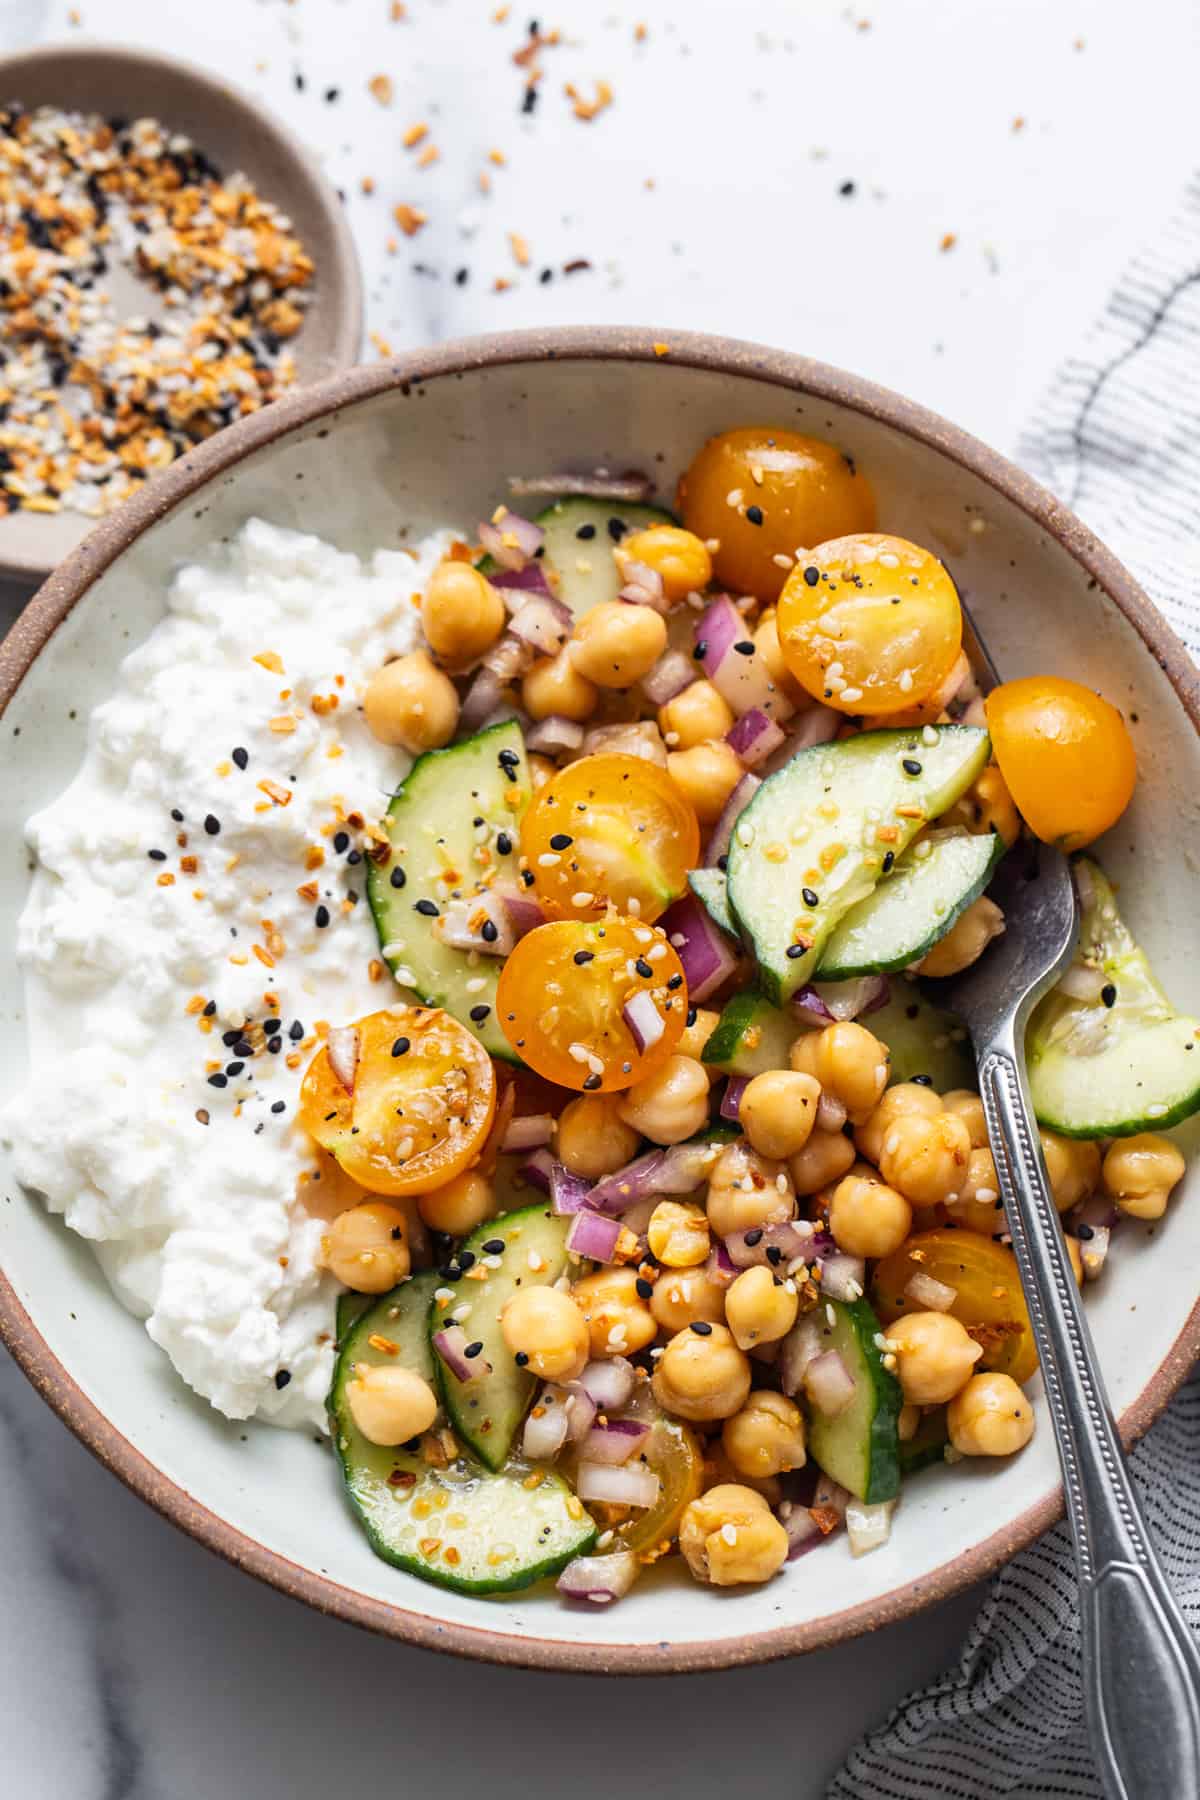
1, 0, 1198, 1793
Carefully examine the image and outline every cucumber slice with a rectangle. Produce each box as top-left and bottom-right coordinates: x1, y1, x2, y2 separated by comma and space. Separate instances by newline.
806, 1296, 902, 1504
335, 1291, 372, 1347
330, 1271, 593, 1594
536, 496, 675, 618
1028, 857, 1200, 1137
819, 829, 1004, 979
726, 726, 990, 1003
433, 1203, 571, 1470
868, 983, 975, 1091
365, 721, 532, 1060
701, 991, 795, 1076
688, 867, 738, 938
898, 1408, 949, 1477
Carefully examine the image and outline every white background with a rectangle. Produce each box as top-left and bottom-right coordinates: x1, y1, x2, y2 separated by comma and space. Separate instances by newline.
1, 0, 1197, 1794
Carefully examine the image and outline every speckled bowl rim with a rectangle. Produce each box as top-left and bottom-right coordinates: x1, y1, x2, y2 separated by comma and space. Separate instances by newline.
1, 327, 1198, 1674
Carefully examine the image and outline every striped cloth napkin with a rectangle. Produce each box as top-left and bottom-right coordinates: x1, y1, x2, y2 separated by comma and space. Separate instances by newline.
830, 177, 1200, 1799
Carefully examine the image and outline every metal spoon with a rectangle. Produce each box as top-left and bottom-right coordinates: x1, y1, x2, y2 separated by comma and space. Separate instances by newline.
942, 612, 1200, 1799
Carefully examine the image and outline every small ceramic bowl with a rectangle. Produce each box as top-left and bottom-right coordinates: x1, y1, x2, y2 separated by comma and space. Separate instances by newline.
0, 41, 363, 582
1, 329, 1198, 1673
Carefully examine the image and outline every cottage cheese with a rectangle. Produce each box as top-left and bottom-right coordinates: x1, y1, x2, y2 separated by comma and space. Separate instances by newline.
4, 518, 456, 1429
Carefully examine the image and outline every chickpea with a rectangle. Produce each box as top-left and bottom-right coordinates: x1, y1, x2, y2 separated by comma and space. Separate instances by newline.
942, 762, 1021, 848
667, 741, 745, 825
1040, 1129, 1102, 1213
676, 1006, 720, 1061
650, 1266, 727, 1333
856, 1081, 942, 1166
722, 1391, 806, 1480
500, 1285, 590, 1383
568, 600, 667, 688
739, 1069, 821, 1160
571, 1266, 657, 1358
790, 1022, 890, 1124
620, 524, 712, 603
363, 651, 458, 753
647, 1199, 711, 1267
947, 1371, 1035, 1457
1102, 1133, 1186, 1222
944, 1147, 1003, 1237
702, 1439, 781, 1505
917, 896, 1005, 979
522, 647, 599, 723
788, 1127, 856, 1196
885, 1310, 983, 1406
555, 1093, 639, 1181
617, 1054, 710, 1145
752, 608, 805, 704
705, 1140, 796, 1238
321, 1201, 411, 1293
942, 1089, 988, 1149
725, 1265, 799, 1349
421, 560, 506, 666
528, 752, 557, 792
345, 1364, 439, 1446
657, 680, 734, 751
829, 1170, 912, 1258
679, 1483, 789, 1586
652, 1322, 752, 1422
416, 1170, 496, 1237
879, 1111, 972, 1207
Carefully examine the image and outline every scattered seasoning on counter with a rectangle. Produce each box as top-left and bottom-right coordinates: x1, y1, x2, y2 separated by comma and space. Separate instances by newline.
0, 104, 315, 520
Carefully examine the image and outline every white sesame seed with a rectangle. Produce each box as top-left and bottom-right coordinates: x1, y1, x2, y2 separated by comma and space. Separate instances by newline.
825, 1303, 836, 1327
721, 1523, 738, 1546
537, 852, 561, 867
840, 686, 863, 704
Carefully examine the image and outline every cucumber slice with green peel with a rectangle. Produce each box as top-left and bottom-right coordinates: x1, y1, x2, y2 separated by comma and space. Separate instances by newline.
1028, 858, 1200, 1138
330, 1271, 594, 1594
365, 721, 532, 1060
898, 1408, 949, 1477
701, 991, 796, 1076
868, 984, 975, 1091
433, 1203, 571, 1470
688, 866, 738, 938
726, 726, 990, 1003
806, 1296, 902, 1504
535, 496, 676, 618
818, 829, 1005, 979
335, 1291, 373, 1347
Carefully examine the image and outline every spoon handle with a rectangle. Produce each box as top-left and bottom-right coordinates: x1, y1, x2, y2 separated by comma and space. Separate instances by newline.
978, 1034, 1200, 1800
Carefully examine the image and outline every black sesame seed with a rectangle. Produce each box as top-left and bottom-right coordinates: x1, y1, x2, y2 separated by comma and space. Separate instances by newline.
635, 957, 653, 978
902, 758, 923, 776
464, 1341, 485, 1359
271, 1101, 286, 1114
204, 814, 220, 835
576, 522, 596, 539
315, 905, 330, 928
745, 505, 764, 526
1076, 1223, 1095, 1241
203, 1000, 217, 1017
207, 1073, 228, 1089
482, 1239, 506, 1255
232, 747, 248, 771
882, 851, 896, 873
733, 640, 755, 656
469, 1005, 491, 1023
744, 1229, 764, 1247
221, 1029, 241, 1047
268, 1037, 282, 1054
481, 918, 499, 943
583, 1072, 602, 1090
716, 854, 728, 873
607, 516, 629, 542
289, 1020, 304, 1040
496, 831, 513, 855
667, 973, 683, 990
514, 1351, 530, 1366
263, 1019, 280, 1034
414, 898, 439, 917
549, 832, 573, 850
689, 1320, 713, 1336
803, 566, 820, 586
693, 640, 708, 661
274, 1369, 291, 1389
458, 1251, 477, 1271
766, 1245, 783, 1266
802, 887, 820, 907
391, 1037, 411, 1057
635, 1277, 654, 1299
573, 949, 595, 965
521, 869, 535, 887
147, 848, 167, 862
171, 808, 185, 823
912, 1073, 934, 1087
1101, 983, 1117, 1008
226, 1061, 245, 1077
686, 1007, 697, 1027
390, 866, 407, 889
333, 831, 350, 853
786, 943, 806, 959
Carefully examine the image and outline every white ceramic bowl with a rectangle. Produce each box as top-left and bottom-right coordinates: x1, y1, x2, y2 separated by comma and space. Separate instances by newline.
2, 329, 1198, 1672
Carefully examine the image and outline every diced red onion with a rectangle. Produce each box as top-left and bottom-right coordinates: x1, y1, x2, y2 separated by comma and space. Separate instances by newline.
459, 667, 508, 733
623, 989, 666, 1055
580, 1418, 650, 1465
326, 1026, 360, 1094
433, 1325, 491, 1384
810, 976, 891, 1022
575, 1460, 661, 1509
488, 562, 556, 605
725, 707, 786, 769
759, 704, 841, 775
724, 1220, 818, 1271
509, 591, 574, 656
696, 595, 794, 722
805, 1349, 857, 1418
704, 772, 761, 869
1058, 964, 1110, 1004
816, 1091, 848, 1133
518, 1147, 556, 1193
478, 701, 530, 733
559, 1382, 598, 1441
556, 1549, 640, 1604
586, 1137, 725, 1215
438, 894, 516, 957
523, 1392, 569, 1461
616, 557, 668, 612
793, 988, 837, 1028
904, 1270, 957, 1311
577, 1357, 637, 1411
1077, 1224, 1111, 1281
498, 891, 546, 941
705, 1242, 738, 1289
659, 892, 740, 1004
1073, 861, 1096, 913
642, 647, 696, 706
508, 471, 653, 503
720, 1076, 748, 1121
780, 1500, 826, 1560
481, 630, 535, 682
846, 1497, 896, 1558
525, 715, 585, 756
780, 1314, 825, 1396
1071, 1194, 1121, 1232
501, 1113, 555, 1153
581, 719, 669, 765
550, 1161, 594, 1216
478, 508, 544, 570
819, 1252, 866, 1301
566, 1208, 623, 1262
813, 1472, 853, 1521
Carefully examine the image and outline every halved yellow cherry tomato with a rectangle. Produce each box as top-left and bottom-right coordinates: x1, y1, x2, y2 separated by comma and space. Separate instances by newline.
519, 754, 700, 924
298, 1007, 496, 1196
496, 916, 687, 1090
985, 675, 1136, 851
871, 1228, 1037, 1384
678, 426, 876, 601
565, 1381, 703, 1556
776, 533, 963, 716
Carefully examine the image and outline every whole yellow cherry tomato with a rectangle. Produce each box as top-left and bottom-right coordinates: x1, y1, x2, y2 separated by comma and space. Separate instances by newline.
678, 426, 876, 601
985, 676, 1136, 851
776, 533, 963, 715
